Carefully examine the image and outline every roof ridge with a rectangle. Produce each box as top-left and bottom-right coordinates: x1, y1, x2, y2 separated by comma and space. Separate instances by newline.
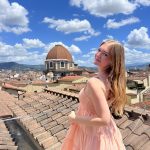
124, 105, 150, 121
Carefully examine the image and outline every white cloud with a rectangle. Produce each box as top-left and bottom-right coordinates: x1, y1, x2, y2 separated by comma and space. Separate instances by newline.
43, 18, 91, 34
70, 0, 137, 17
135, 0, 150, 6
76, 48, 97, 66
74, 31, 100, 41
76, 46, 150, 67
45, 42, 81, 53
69, 44, 81, 53
0, 0, 30, 34
125, 46, 150, 65
0, 42, 15, 56
0, 41, 45, 65
75, 59, 86, 65
106, 35, 114, 39
1, 40, 149, 66
126, 27, 150, 49
74, 35, 91, 41
43, 17, 99, 41
23, 38, 45, 49
105, 17, 140, 29
0, 40, 82, 65
43, 17, 98, 34
44, 42, 64, 52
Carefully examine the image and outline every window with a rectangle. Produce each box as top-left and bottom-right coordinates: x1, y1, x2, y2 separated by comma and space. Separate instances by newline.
61, 62, 65, 68
70, 63, 72, 67
50, 62, 53, 68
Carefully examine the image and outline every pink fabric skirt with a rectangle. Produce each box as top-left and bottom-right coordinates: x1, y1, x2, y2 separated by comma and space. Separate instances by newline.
61, 117, 126, 150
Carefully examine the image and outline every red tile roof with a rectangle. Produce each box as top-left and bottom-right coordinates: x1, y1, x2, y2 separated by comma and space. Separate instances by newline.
2, 83, 26, 92
6, 89, 150, 150
65, 83, 86, 92
130, 100, 150, 110
0, 91, 16, 118
0, 121, 18, 149
46, 45, 73, 61
58, 75, 83, 82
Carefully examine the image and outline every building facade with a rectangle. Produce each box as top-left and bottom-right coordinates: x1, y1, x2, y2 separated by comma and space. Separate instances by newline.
45, 44, 82, 77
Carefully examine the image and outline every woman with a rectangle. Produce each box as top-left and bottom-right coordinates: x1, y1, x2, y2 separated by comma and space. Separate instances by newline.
61, 39, 127, 150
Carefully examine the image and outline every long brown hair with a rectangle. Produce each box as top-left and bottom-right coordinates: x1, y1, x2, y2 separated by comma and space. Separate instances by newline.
101, 39, 127, 116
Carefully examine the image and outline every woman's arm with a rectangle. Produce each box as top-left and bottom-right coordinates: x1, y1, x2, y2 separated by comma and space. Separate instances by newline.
69, 111, 110, 126
68, 77, 111, 127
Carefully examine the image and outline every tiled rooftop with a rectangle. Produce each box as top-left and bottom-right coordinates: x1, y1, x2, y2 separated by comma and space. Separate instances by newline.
127, 76, 147, 81
2, 83, 26, 92
58, 75, 83, 82
0, 121, 18, 150
0, 91, 18, 150
2, 88, 150, 150
130, 100, 150, 111
64, 83, 86, 92
0, 91, 15, 118
116, 105, 150, 150
8, 90, 79, 150
6, 80, 28, 87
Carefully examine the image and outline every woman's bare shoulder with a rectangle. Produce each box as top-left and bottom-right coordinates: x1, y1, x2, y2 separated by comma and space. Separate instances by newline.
87, 77, 105, 90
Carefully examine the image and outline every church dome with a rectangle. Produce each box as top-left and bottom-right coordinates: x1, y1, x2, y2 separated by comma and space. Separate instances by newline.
46, 45, 73, 62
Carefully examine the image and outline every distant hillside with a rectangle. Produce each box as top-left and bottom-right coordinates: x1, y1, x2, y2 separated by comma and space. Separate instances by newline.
79, 66, 97, 71
0, 62, 45, 71
126, 63, 150, 70
0, 62, 149, 71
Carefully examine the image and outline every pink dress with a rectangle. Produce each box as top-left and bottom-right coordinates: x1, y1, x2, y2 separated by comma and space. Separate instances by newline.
61, 88, 126, 150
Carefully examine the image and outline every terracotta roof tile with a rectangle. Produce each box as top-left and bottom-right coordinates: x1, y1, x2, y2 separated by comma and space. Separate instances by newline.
51, 113, 62, 120
120, 128, 132, 139
36, 114, 48, 122
40, 117, 53, 126
124, 134, 138, 146
50, 124, 64, 135
36, 132, 52, 143
139, 140, 150, 150
56, 116, 68, 124
59, 75, 83, 82
4, 88, 150, 150
119, 119, 133, 129
0, 121, 18, 149
131, 100, 150, 110
61, 120, 69, 129
2, 83, 26, 92
126, 145, 134, 150
45, 142, 61, 150
134, 124, 150, 135
41, 136, 58, 149
127, 118, 143, 131
143, 128, 150, 138
0, 91, 15, 118
0, 145, 18, 150
44, 120, 58, 130
47, 110, 58, 118
129, 134, 149, 150
61, 108, 72, 115
115, 113, 129, 126
32, 127, 46, 137
54, 129, 67, 141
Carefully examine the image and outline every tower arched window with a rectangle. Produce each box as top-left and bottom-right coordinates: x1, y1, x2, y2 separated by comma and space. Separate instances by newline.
50, 62, 53, 68
61, 61, 65, 68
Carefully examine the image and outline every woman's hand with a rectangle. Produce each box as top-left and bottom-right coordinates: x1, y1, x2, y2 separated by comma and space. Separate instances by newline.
68, 111, 76, 125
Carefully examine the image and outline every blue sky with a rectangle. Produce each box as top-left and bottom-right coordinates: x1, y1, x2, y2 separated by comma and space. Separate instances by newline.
0, 0, 150, 67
